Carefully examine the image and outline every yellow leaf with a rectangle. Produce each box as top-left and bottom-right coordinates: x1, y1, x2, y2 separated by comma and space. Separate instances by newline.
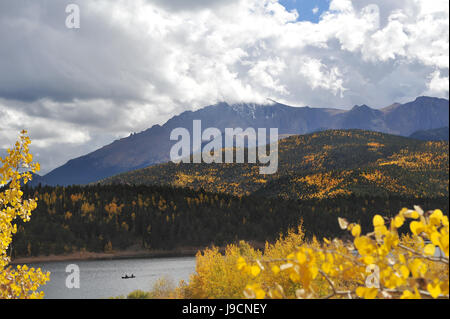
410, 259, 427, 277
237, 257, 246, 270
365, 288, 378, 299
399, 265, 409, 279
322, 262, 332, 274
393, 216, 404, 228
430, 232, 441, 246
255, 288, 266, 299
373, 215, 384, 227
403, 209, 419, 219
401, 290, 417, 299
250, 265, 261, 277
362, 255, 375, 265
289, 272, 301, 283
356, 287, 366, 298
296, 252, 307, 264
427, 283, 441, 299
430, 209, 443, 225
310, 265, 319, 279
432, 209, 443, 219
351, 224, 361, 237
410, 221, 422, 235
245, 284, 266, 299
424, 244, 436, 256
271, 265, 280, 274
356, 287, 378, 299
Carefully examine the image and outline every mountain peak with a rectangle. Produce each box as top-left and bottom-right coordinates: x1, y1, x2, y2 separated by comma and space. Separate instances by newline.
230, 102, 265, 119
415, 96, 438, 102
351, 104, 372, 111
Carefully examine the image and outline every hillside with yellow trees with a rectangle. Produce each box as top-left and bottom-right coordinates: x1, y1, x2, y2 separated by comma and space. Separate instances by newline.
101, 130, 449, 200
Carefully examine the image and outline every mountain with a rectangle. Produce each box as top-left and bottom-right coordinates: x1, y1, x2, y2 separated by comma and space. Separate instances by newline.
43, 96, 449, 186
409, 127, 449, 141
28, 173, 48, 187
382, 97, 449, 135
101, 129, 449, 200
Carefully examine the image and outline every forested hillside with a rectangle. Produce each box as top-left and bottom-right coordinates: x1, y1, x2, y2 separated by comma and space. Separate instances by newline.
410, 127, 449, 141
101, 130, 449, 199
11, 184, 448, 258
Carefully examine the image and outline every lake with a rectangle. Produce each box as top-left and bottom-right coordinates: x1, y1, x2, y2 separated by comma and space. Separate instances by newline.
24, 257, 196, 299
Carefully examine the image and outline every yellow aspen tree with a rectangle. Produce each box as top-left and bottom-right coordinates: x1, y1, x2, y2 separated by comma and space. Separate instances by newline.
0, 130, 50, 299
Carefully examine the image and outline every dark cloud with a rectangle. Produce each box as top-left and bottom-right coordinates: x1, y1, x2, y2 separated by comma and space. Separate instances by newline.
0, 0, 165, 103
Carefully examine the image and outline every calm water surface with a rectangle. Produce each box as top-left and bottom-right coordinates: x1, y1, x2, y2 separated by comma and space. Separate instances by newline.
24, 257, 196, 299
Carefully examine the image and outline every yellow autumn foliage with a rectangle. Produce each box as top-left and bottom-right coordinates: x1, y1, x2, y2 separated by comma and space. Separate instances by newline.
129, 207, 448, 300
125, 206, 449, 299
0, 131, 50, 299
174, 226, 324, 299
239, 207, 449, 299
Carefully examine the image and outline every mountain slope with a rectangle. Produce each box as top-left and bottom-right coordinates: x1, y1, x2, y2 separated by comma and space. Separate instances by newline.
101, 129, 449, 200
382, 97, 449, 136
44, 96, 449, 186
409, 127, 449, 141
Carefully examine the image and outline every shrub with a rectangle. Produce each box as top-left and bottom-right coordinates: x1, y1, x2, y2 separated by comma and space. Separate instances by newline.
180, 226, 308, 299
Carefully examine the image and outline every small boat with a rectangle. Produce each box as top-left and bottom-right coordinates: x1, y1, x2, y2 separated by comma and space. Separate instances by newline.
121, 274, 136, 279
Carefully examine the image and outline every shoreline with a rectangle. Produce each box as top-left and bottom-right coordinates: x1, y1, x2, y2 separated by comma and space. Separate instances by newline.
10, 248, 202, 264
11, 241, 266, 264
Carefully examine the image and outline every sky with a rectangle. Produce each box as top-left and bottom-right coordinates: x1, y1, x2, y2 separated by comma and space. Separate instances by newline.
279, 0, 331, 23
0, 0, 448, 174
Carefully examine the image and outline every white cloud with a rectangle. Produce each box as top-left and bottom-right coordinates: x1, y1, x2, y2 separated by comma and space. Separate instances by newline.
0, 0, 448, 173
426, 70, 449, 97
299, 58, 347, 98
248, 58, 288, 94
